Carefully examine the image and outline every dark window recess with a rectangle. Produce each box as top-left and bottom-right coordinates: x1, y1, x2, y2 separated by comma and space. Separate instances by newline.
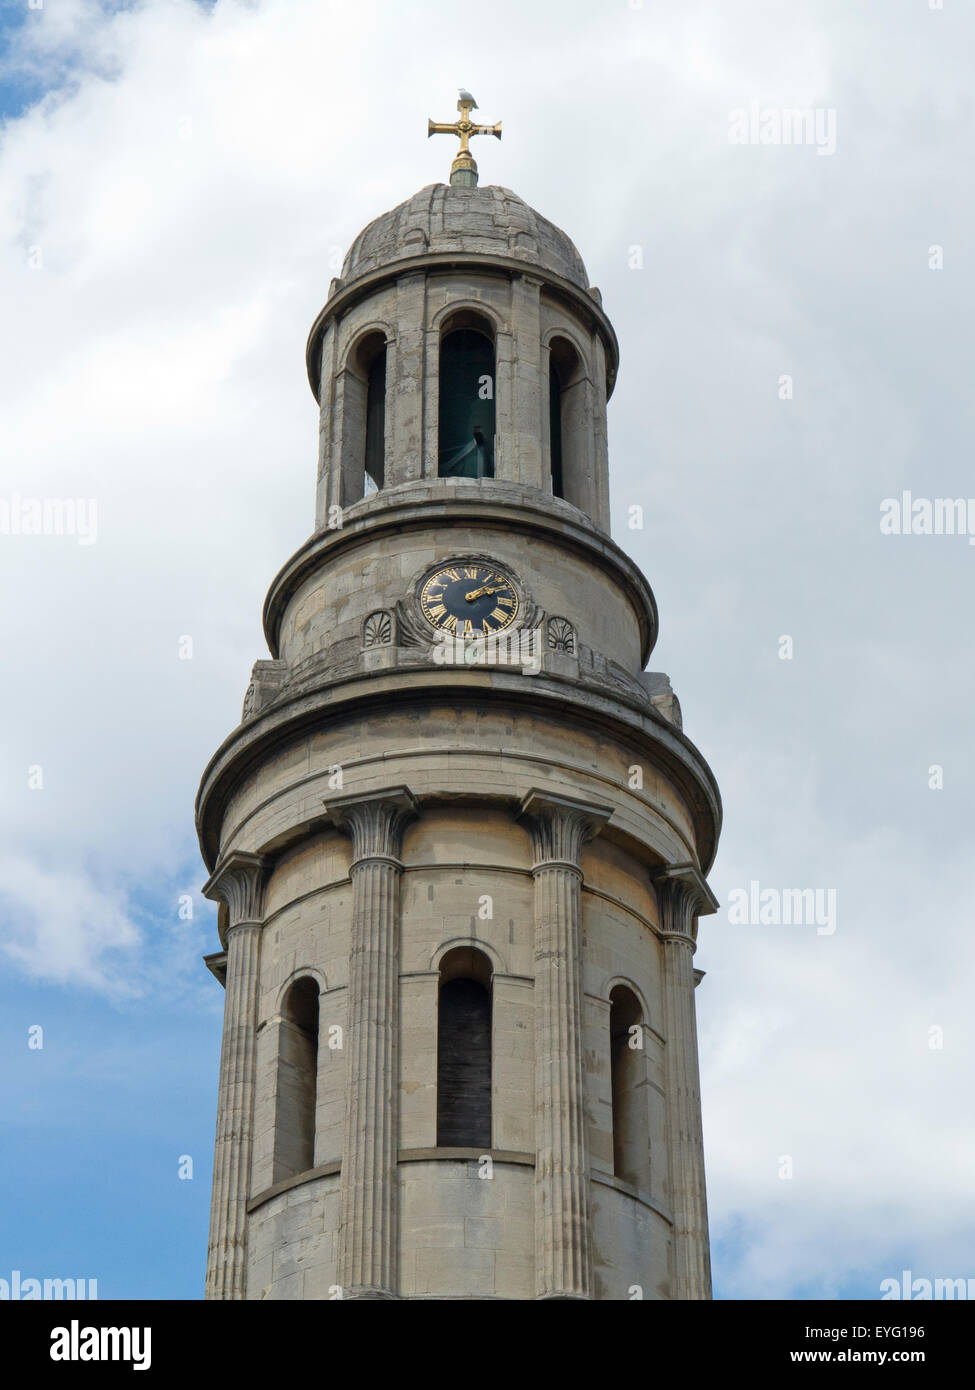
436, 977, 492, 1147
272, 977, 319, 1182
610, 985, 644, 1185
438, 329, 495, 478
364, 349, 386, 490
549, 362, 564, 498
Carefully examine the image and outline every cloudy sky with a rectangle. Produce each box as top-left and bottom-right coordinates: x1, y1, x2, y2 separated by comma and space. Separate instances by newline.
1, 0, 972, 1300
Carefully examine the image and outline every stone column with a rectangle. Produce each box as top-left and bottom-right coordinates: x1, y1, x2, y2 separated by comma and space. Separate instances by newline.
493, 327, 516, 484
202, 851, 270, 1301
390, 271, 426, 484
589, 332, 612, 534
314, 319, 338, 531
653, 863, 718, 1301
519, 790, 612, 1300
333, 365, 367, 509
509, 273, 543, 489
327, 787, 419, 1299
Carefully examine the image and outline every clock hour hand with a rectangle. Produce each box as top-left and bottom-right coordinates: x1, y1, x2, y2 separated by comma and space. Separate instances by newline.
465, 584, 502, 601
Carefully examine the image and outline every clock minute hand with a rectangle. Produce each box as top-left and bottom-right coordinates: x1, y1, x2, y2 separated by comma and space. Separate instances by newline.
465, 584, 502, 601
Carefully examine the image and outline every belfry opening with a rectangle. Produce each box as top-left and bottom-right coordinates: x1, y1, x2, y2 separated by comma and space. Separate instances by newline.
438, 321, 496, 478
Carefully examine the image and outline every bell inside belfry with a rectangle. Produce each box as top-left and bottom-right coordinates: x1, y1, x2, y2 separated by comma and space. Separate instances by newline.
438, 328, 495, 477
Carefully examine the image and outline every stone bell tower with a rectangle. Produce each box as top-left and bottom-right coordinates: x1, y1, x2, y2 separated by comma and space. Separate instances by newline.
197, 94, 721, 1301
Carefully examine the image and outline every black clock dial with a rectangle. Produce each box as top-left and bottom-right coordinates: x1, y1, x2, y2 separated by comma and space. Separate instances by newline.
419, 563, 520, 635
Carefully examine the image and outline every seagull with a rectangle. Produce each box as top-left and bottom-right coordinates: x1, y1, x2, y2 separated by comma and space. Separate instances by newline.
458, 88, 478, 109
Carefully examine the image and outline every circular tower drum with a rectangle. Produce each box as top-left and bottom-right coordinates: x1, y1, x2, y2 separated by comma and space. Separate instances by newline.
197, 175, 721, 1302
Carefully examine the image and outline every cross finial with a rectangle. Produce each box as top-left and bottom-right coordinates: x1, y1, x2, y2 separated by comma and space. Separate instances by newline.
427, 90, 502, 188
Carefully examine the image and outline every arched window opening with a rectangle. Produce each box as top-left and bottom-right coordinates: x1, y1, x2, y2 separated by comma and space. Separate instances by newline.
438, 316, 496, 478
272, 976, 319, 1182
343, 331, 386, 498
549, 362, 564, 499
436, 946, 492, 1148
548, 337, 588, 509
609, 984, 645, 1187
364, 346, 386, 493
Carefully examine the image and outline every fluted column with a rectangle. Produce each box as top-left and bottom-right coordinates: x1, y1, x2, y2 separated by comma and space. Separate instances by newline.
653, 863, 718, 1301
519, 790, 612, 1300
327, 787, 419, 1299
202, 851, 269, 1300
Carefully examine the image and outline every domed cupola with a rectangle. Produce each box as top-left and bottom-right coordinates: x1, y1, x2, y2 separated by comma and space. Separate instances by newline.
305, 101, 618, 534
339, 183, 590, 293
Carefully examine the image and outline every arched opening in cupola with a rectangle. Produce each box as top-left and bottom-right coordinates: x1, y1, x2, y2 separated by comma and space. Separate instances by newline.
349, 330, 388, 495
436, 946, 493, 1148
548, 336, 589, 509
549, 361, 565, 499
438, 312, 496, 478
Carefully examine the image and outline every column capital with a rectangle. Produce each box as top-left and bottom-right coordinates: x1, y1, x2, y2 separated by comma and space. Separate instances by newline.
203, 851, 270, 930
652, 863, 719, 942
518, 790, 613, 871
326, 786, 420, 865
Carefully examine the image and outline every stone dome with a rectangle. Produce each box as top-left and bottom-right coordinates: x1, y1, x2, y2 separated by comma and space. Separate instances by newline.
339, 183, 590, 291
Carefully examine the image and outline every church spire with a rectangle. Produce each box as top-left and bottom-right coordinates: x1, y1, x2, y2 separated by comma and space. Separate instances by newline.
427, 89, 502, 187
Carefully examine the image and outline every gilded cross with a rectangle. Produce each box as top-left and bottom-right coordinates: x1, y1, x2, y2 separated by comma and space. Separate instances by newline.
428, 91, 502, 187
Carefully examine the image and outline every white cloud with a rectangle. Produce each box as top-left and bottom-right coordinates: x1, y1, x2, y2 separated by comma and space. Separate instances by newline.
0, 853, 142, 992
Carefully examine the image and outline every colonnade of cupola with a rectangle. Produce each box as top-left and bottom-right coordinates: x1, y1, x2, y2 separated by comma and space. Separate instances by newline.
305, 188, 619, 535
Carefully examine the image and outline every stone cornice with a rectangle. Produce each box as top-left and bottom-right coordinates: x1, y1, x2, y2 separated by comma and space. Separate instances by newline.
195, 673, 721, 877
261, 484, 658, 667
305, 251, 620, 400
325, 786, 420, 864
203, 950, 228, 988
245, 1154, 674, 1227
518, 789, 613, 869
202, 850, 270, 932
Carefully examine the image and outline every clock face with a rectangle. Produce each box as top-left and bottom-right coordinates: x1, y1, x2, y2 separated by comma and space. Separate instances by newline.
419, 562, 520, 636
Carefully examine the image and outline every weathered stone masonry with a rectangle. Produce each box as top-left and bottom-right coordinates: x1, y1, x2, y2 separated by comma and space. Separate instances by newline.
196, 178, 721, 1301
